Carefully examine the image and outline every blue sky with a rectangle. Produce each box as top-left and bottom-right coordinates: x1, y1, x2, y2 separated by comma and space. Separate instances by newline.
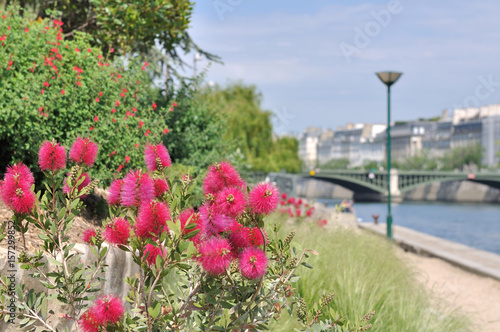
188, 0, 500, 135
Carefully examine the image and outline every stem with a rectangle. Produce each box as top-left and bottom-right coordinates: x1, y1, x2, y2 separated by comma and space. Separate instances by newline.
178, 277, 203, 315
206, 283, 225, 332
225, 270, 239, 303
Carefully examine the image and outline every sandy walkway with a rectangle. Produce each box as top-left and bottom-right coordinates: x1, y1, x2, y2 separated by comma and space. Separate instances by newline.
401, 250, 500, 331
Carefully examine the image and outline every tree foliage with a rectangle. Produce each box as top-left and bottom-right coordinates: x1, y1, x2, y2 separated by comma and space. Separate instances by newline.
203, 83, 302, 173
25, 0, 191, 55
440, 143, 483, 171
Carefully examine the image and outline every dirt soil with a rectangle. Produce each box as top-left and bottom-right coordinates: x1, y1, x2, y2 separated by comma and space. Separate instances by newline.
0, 199, 103, 252
400, 250, 500, 331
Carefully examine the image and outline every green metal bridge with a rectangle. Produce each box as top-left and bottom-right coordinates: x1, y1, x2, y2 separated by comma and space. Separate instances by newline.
268, 169, 500, 201
305, 169, 500, 199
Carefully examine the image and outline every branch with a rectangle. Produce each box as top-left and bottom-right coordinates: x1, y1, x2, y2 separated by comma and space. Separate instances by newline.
0, 279, 56, 332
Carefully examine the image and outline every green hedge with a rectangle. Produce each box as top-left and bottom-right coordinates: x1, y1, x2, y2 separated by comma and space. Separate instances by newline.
0, 7, 169, 184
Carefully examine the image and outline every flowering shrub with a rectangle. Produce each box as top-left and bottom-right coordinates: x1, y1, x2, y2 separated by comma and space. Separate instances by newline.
0, 138, 374, 331
0, 7, 172, 185
279, 193, 318, 219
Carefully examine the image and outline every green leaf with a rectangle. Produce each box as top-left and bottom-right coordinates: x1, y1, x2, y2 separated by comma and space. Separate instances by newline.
301, 262, 313, 269
182, 228, 200, 240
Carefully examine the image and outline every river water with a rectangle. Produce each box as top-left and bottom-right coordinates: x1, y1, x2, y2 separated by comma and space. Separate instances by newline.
320, 200, 500, 255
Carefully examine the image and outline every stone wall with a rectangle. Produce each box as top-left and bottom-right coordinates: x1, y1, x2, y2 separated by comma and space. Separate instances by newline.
403, 180, 500, 203
0, 245, 139, 332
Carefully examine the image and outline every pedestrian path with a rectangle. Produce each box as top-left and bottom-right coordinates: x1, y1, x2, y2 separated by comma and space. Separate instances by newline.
358, 222, 500, 281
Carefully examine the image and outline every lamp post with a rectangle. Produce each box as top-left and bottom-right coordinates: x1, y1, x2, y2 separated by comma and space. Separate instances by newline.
376, 71, 402, 239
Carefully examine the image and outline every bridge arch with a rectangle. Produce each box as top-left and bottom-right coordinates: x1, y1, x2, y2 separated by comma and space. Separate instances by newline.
311, 174, 384, 194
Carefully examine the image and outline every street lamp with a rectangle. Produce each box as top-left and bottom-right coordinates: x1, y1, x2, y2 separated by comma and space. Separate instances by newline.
376, 71, 402, 239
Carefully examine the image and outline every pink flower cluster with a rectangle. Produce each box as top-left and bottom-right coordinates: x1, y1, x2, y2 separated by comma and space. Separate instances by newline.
59, 137, 98, 199
0, 163, 36, 214
107, 143, 171, 208
278, 193, 314, 218
102, 152, 278, 280
278, 193, 327, 226
101, 143, 172, 248
194, 162, 279, 279
79, 295, 124, 332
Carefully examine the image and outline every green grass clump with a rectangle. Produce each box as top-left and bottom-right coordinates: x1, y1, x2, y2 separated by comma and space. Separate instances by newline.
271, 221, 471, 332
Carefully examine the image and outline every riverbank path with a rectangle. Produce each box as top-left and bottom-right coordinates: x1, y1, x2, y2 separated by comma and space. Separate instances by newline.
358, 222, 500, 281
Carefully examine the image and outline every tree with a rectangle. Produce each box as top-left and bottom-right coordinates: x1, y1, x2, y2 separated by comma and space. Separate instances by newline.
202, 83, 302, 173
320, 159, 350, 170
441, 143, 483, 171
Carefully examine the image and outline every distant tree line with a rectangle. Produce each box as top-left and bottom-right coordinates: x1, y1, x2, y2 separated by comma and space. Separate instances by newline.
320, 143, 485, 171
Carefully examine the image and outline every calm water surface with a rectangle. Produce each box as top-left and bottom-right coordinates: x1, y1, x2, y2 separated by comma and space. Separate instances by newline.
321, 200, 500, 255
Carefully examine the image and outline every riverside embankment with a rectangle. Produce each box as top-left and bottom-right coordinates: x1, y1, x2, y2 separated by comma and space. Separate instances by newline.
358, 222, 500, 331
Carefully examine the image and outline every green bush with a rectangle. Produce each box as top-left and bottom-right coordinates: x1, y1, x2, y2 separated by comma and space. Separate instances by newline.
0, 7, 169, 185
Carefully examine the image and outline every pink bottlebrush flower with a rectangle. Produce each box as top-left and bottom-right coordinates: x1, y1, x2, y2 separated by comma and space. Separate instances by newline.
306, 207, 315, 217
229, 221, 251, 250
103, 218, 130, 245
296, 209, 302, 217
280, 200, 286, 206
198, 237, 233, 276
199, 203, 232, 237
69, 137, 98, 167
78, 308, 100, 332
281, 192, 287, 199
9, 187, 36, 214
94, 295, 124, 325
5, 163, 35, 186
214, 186, 246, 218
135, 201, 170, 239
287, 197, 296, 205
0, 163, 36, 214
63, 172, 91, 198
38, 140, 66, 172
239, 246, 268, 280
83, 229, 97, 244
202, 161, 245, 195
230, 224, 264, 250
121, 170, 154, 207
317, 219, 328, 227
249, 183, 279, 215
107, 179, 123, 205
144, 143, 171, 172
248, 227, 264, 246
143, 243, 166, 266
153, 178, 169, 197
287, 207, 294, 218
178, 208, 202, 244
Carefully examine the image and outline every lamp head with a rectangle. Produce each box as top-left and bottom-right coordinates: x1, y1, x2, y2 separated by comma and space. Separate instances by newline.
376, 71, 402, 87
